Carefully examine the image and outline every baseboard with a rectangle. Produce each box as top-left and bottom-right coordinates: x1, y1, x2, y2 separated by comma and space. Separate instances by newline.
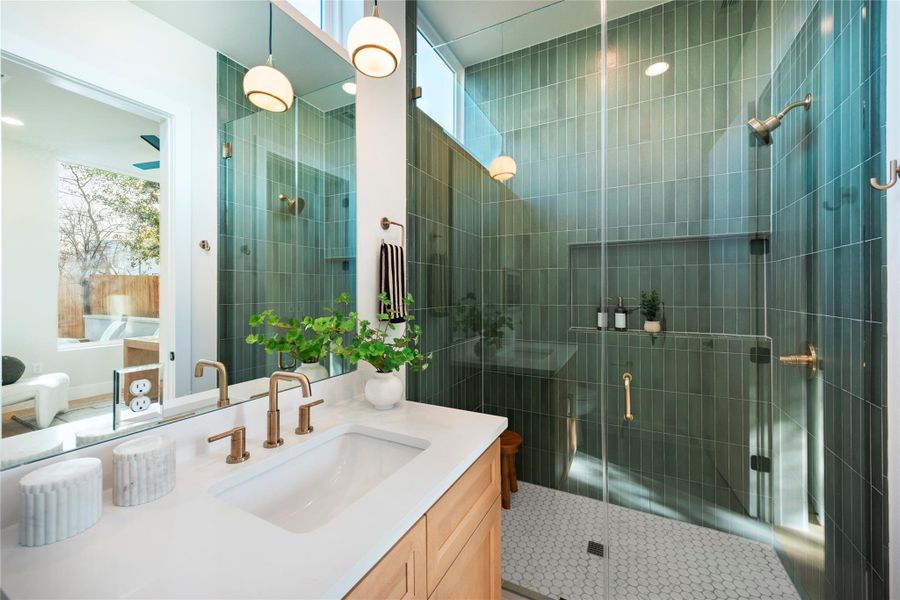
68, 382, 111, 401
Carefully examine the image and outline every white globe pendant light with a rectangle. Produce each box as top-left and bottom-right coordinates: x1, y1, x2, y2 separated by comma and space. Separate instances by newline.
347, 0, 402, 78
489, 155, 517, 182
243, 3, 294, 112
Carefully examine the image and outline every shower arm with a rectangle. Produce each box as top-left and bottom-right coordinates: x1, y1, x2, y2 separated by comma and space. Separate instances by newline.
775, 93, 812, 119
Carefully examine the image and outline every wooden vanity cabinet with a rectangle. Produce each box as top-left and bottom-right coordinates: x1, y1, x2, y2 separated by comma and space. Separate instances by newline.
345, 439, 501, 600
345, 517, 427, 600
429, 497, 501, 600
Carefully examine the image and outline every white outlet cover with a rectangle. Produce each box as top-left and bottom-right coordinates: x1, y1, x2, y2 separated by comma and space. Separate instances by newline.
129, 396, 151, 412
129, 379, 152, 396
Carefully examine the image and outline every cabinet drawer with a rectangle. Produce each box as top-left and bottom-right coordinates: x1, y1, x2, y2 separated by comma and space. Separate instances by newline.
426, 440, 500, 595
345, 517, 427, 600
429, 496, 502, 600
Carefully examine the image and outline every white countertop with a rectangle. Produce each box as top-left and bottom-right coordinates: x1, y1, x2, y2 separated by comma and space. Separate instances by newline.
0, 394, 507, 599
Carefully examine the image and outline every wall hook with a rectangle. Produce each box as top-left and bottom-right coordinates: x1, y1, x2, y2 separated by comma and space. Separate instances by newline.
870, 159, 899, 190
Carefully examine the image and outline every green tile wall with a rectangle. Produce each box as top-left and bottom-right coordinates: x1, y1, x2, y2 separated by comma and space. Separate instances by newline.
768, 1, 888, 598
217, 54, 356, 383
406, 4, 492, 412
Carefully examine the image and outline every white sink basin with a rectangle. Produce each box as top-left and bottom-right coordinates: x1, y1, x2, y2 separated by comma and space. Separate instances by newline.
209, 425, 429, 533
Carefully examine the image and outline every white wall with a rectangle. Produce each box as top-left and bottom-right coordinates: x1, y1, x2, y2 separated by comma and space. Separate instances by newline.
886, 1, 899, 594
1, 140, 122, 396
0, 0, 218, 396
355, 0, 408, 381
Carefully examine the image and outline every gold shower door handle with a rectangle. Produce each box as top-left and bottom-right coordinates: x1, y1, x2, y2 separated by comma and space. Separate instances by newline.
778, 343, 817, 378
623, 372, 634, 423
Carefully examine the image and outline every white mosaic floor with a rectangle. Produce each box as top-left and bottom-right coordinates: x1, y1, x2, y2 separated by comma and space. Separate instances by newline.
502, 482, 801, 600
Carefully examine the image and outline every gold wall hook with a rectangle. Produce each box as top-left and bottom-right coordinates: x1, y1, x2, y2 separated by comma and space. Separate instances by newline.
870, 159, 899, 190
778, 343, 817, 378
623, 372, 634, 423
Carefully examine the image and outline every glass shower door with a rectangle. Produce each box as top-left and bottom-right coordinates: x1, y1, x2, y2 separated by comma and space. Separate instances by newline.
602, 1, 890, 600
601, 1, 779, 598
220, 106, 300, 384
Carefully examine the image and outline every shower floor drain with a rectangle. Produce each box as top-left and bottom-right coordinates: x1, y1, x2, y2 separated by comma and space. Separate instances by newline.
587, 541, 605, 557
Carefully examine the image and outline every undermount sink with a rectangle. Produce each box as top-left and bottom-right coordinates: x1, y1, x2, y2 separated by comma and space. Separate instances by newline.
208, 425, 429, 533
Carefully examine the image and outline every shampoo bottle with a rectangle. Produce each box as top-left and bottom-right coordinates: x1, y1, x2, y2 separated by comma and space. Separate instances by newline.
614, 297, 627, 331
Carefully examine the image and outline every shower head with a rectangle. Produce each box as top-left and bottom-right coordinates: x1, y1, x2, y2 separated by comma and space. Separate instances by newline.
747, 93, 812, 144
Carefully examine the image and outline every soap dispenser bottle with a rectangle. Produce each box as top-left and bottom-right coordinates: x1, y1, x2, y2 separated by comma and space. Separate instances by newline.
614, 297, 628, 331
596, 298, 609, 330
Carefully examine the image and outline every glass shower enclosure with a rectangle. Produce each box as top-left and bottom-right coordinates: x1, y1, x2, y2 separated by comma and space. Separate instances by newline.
217, 54, 357, 385
408, 0, 888, 599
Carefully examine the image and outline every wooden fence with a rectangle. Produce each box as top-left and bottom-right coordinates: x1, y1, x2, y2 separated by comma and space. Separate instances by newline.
58, 275, 159, 339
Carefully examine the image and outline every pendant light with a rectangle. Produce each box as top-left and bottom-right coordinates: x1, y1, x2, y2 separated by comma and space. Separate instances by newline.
487, 30, 515, 182
347, 0, 402, 78
489, 155, 517, 181
243, 2, 294, 112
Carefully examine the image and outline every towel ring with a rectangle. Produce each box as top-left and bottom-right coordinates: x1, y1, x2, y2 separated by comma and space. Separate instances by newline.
380, 217, 405, 246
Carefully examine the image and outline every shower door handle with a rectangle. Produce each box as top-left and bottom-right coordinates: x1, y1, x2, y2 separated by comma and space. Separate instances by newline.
623, 372, 634, 423
870, 159, 898, 190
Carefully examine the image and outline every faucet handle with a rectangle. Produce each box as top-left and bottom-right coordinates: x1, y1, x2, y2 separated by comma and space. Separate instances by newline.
208, 426, 250, 464
296, 399, 325, 435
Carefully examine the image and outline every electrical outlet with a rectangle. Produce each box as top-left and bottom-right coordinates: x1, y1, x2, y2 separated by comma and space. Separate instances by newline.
32, 362, 42, 374
129, 396, 151, 412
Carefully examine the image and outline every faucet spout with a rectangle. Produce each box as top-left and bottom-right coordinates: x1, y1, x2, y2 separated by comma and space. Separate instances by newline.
194, 359, 229, 407
265, 371, 312, 448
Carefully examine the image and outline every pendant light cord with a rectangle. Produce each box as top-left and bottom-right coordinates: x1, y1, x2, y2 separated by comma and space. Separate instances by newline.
268, 1, 274, 58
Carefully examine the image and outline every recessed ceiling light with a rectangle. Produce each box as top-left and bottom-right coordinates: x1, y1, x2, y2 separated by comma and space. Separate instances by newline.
342, 81, 357, 95
644, 62, 670, 77
1, 115, 24, 126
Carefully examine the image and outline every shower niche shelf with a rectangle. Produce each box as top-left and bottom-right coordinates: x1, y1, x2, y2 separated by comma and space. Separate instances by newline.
569, 230, 771, 249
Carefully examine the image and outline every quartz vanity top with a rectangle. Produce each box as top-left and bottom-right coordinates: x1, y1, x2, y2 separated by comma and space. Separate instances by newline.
0, 395, 507, 599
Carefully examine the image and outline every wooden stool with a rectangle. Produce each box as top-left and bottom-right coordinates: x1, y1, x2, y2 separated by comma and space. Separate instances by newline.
500, 430, 522, 509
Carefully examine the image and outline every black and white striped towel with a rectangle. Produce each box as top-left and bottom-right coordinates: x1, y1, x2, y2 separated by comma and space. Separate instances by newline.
379, 242, 408, 323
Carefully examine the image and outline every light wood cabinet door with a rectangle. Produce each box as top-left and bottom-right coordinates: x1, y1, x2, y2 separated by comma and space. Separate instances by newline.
426, 440, 501, 595
345, 517, 427, 600
429, 496, 502, 600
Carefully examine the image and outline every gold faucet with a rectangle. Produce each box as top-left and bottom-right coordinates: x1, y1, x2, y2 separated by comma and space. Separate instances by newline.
265, 371, 312, 448
194, 359, 229, 407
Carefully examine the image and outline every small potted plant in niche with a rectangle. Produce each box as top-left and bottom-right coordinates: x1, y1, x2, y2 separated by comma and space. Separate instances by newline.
640, 290, 662, 334
244, 294, 356, 383
335, 293, 431, 410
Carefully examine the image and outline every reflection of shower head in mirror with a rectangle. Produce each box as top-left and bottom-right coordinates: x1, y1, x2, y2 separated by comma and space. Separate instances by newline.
747, 93, 812, 144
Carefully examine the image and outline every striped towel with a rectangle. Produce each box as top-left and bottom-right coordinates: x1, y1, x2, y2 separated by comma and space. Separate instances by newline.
379, 242, 408, 323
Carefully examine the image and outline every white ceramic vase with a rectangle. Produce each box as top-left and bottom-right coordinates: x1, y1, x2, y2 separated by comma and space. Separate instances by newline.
644, 320, 662, 333
364, 372, 404, 410
296, 361, 329, 382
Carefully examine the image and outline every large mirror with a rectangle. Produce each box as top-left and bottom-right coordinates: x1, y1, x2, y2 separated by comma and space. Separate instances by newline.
0, 0, 357, 469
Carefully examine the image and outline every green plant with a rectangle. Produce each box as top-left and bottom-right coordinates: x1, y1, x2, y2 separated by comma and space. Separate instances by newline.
334, 293, 432, 374
245, 293, 356, 364
452, 293, 514, 349
640, 290, 662, 322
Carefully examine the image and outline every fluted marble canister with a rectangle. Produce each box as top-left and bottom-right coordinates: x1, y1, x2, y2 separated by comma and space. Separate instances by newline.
112, 435, 175, 507
19, 457, 103, 547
